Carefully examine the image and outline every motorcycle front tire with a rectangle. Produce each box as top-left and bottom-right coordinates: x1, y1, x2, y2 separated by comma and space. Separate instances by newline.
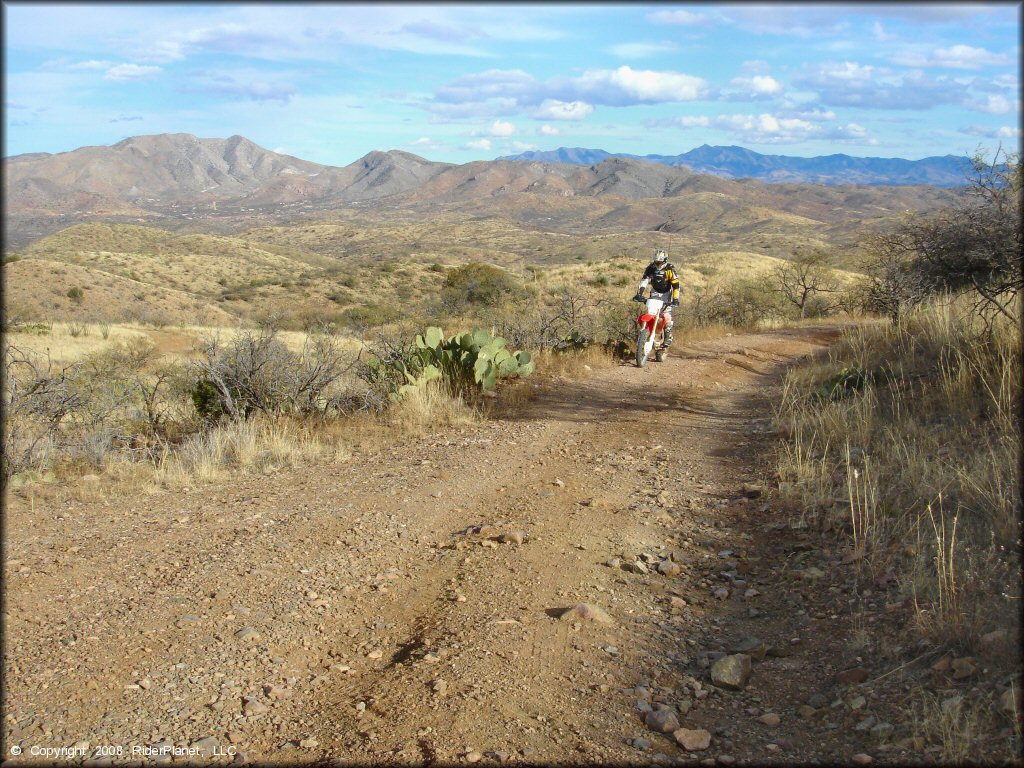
636, 327, 650, 367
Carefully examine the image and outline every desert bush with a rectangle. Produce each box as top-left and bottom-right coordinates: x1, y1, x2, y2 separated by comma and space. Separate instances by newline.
774, 294, 1020, 649
688, 277, 784, 328
489, 288, 633, 354
772, 250, 839, 319
188, 323, 357, 421
66, 320, 88, 338
340, 302, 402, 333
440, 262, 526, 313
1, 338, 188, 479
862, 147, 1021, 326
66, 286, 85, 303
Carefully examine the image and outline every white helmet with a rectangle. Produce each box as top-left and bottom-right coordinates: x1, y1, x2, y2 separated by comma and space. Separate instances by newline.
654, 250, 668, 264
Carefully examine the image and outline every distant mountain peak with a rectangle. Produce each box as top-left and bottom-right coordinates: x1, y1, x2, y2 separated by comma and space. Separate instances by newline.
499, 145, 971, 187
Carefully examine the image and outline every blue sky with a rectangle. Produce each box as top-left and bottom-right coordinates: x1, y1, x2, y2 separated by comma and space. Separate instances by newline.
3, 3, 1020, 165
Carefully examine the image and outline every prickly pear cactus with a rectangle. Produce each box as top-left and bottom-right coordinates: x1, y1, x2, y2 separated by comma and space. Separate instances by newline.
406, 325, 535, 393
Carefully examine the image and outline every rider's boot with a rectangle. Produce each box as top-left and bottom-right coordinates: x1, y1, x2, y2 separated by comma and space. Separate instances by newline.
664, 326, 673, 347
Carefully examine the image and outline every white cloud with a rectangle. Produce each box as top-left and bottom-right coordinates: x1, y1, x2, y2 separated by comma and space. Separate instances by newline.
490, 119, 516, 137
182, 68, 297, 102
104, 64, 162, 81
730, 75, 783, 96
660, 112, 869, 144
510, 141, 536, 151
934, 44, 1012, 69
610, 41, 677, 59
646, 10, 709, 26
572, 66, 709, 104
795, 62, 973, 110
966, 94, 1015, 115
466, 138, 492, 151
961, 124, 1024, 139
675, 116, 711, 128
894, 44, 1013, 70
69, 59, 113, 71
720, 7, 849, 38
872, 22, 897, 42
430, 64, 708, 121
532, 99, 594, 121
538, 124, 560, 136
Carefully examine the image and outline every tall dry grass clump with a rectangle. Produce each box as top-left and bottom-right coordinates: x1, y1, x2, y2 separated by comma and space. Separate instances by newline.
775, 293, 1021, 650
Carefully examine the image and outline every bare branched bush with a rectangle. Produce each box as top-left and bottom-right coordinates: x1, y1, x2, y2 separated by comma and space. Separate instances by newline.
688, 278, 784, 328
189, 322, 358, 420
772, 249, 839, 319
861, 147, 1021, 327
3, 344, 86, 480
2, 339, 189, 480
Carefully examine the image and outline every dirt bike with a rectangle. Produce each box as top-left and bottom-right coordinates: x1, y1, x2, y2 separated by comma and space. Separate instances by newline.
634, 294, 671, 367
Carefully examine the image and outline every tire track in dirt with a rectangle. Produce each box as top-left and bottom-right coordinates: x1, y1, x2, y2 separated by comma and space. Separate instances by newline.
3, 325, 840, 765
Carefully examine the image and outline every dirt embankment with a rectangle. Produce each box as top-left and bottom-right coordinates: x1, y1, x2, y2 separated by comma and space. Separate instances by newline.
7, 324, 966, 765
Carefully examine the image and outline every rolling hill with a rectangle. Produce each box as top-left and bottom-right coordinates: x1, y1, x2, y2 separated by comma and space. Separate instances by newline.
3, 133, 961, 332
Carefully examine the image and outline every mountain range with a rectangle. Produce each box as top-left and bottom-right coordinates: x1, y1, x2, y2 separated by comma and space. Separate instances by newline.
499, 145, 973, 187
3, 133, 958, 251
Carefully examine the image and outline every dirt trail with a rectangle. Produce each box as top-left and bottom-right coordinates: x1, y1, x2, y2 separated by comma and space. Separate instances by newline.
5, 324, 909, 766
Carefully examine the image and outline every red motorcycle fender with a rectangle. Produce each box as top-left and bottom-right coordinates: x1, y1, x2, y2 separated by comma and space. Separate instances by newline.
637, 313, 657, 333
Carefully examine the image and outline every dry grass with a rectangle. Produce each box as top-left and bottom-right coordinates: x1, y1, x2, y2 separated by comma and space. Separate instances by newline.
5, 321, 363, 368
774, 294, 1021, 650
913, 689, 992, 764
154, 416, 349, 489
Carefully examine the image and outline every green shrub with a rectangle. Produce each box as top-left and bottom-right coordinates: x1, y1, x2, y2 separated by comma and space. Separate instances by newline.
66, 286, 85, 303
441, 263, 526, 312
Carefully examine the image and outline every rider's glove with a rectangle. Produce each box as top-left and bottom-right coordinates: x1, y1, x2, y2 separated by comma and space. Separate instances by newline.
633, 292, 646, 303
670, 299, 680, 307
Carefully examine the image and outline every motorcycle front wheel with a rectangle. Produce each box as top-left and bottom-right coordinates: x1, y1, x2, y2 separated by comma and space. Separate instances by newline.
636, 327, 650, 367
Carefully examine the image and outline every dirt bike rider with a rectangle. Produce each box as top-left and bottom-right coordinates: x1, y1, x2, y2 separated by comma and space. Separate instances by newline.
633, 249, 680, 347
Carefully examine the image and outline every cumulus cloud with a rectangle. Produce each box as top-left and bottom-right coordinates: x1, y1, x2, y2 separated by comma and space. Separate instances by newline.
509, 141, 536, 152
429, 65, 708, 121
531, 99, 594, 121
794, 61, 971, 110
489, 119, 516, 136
104, 63, 162, 81
568, 66, 709, 104
538, 124, 560, 135
893, 44, 1013, 70
961, 124, 1023, 139
435, 69, 536, 104
965, 94, 1016, 115
466, 138, 492, 151
729, 75, 783, 97
656, 111, 869, 144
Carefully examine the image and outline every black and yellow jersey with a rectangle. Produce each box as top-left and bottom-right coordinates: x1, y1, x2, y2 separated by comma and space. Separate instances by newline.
641, 261, 680, 300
